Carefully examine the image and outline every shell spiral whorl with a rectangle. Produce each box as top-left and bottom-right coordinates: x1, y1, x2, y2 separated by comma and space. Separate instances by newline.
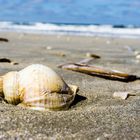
0, 64, 78, 111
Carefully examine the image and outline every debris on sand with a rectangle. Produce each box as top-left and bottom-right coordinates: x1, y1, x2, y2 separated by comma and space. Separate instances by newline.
58, 63, 137, 81
113, 91, 136, 100
51, 52, 66, 57
0, 38, 9, 42
136, 54, 140, 59
78, 58, 94, 64
86, 53, 101, 59
0, 58, 18, 65
113, 91, 129, 100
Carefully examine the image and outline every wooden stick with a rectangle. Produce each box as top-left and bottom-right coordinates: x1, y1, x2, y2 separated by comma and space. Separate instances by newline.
58, 63, 137, 81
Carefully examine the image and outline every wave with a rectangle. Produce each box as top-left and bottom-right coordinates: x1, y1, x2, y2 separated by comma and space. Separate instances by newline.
0, 21, 140, 38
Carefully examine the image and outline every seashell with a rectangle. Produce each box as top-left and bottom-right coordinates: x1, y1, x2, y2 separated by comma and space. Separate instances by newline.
0, 64, 78, 111
3, 71, 20, 105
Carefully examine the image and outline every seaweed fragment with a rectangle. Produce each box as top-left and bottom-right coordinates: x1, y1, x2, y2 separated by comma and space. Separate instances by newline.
0, 58, 18, 65
0, 38, 9, 42
0, 58, 11, 63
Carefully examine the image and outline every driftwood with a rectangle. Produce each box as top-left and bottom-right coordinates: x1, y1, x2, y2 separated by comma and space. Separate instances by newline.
58, 63, 137, 82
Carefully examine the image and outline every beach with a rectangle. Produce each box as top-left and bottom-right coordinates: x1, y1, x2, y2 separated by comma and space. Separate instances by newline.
0, 32, 140, 139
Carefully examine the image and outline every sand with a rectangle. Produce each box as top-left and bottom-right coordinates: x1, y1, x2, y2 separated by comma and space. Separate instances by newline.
0, 32, 140, 140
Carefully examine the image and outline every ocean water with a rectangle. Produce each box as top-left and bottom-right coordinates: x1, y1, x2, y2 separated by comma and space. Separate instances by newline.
0, 0, 140, 37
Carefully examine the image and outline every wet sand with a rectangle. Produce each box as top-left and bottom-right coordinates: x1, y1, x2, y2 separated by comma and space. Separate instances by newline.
0, 32, 140, 140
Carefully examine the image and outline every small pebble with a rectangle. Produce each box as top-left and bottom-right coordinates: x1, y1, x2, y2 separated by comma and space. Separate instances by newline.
10, 62, 19, 65
136, 55, 140, 59
134, 51, 140, 55
86, 53, 100, 59
46, 46, 52, 50
106, 40, 111, 44
51, 52, 66, 57
57, 52, 66, 57
113, 91, 129, 100
113, 91, 137, 100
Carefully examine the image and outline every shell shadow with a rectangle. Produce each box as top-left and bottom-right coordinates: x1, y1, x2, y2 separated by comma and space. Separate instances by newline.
70, 94, 87, 107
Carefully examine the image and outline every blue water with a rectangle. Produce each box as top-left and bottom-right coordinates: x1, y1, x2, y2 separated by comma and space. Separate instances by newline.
0, 0, 140, 26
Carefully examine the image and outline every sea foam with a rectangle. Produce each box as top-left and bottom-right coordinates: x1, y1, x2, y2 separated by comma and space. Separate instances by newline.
0, 21, 140, 38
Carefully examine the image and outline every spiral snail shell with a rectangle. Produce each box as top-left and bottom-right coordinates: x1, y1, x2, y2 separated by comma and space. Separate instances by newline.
0, 64, 78, 111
